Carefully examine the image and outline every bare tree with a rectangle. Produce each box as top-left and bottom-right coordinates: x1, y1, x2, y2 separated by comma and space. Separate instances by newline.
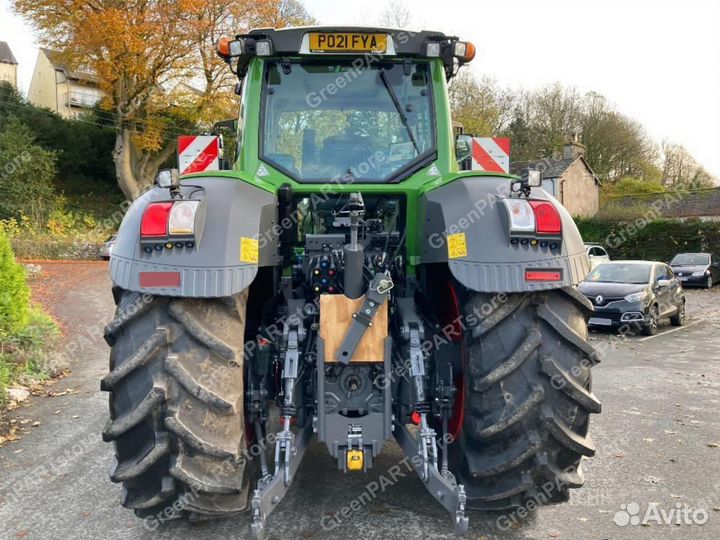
661, 141, 717, 189
379, 0, 412, 28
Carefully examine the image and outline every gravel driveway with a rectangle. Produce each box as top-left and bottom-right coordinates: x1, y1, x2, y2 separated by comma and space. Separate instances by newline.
1, 262, 719, 540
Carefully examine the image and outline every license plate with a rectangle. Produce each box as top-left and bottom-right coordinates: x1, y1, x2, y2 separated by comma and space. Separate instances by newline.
309, 33, 387, 53
588, 317, 612, 326
680, 277, 688, 281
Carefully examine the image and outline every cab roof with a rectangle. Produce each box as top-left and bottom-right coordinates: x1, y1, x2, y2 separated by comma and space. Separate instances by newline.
245, 26, 457, 57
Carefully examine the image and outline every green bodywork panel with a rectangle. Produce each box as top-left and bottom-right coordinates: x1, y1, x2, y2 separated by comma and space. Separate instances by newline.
183, 57, 515, 266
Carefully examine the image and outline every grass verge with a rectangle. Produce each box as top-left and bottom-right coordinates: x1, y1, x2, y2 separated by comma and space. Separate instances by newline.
0, 305, 61, 409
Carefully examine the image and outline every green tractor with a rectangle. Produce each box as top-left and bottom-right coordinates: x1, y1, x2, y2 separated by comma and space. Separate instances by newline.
102, 27, 600, 538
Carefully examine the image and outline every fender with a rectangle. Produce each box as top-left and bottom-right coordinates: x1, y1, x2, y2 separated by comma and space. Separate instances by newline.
110, 177, 278, 297
419, 176, 590, 292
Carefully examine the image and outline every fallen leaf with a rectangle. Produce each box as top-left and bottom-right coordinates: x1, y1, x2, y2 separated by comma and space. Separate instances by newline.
32, 421, 40, 427
643, 438, 654, 442
15, 531, 28, 539
708, 443, 719, 448
0, 429, 21, 447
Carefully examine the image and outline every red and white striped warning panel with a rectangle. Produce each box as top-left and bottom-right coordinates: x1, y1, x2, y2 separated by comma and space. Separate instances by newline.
471, 137, 510, 173
178, 136, 220, 175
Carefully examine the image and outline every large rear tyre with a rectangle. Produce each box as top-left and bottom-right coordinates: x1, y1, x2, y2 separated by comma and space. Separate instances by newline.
102, 289, 251, 521
452, 288, 601, 509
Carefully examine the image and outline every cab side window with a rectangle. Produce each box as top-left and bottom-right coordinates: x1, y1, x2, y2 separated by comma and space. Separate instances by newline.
653, 265, 665, 282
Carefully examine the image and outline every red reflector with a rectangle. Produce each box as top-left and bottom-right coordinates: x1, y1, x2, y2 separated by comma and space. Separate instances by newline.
411, 411, 421, 425
529, 201, 562, 234
141, 202, 173, 237
139, 271, 181, 288
525, 270, 562, 281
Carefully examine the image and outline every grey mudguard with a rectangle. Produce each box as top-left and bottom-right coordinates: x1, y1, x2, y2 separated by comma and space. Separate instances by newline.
420, 176, 590, 292
110, 177, 277, 297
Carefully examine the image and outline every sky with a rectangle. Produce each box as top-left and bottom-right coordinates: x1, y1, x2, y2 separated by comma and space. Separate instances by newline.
1, 0, 718, 176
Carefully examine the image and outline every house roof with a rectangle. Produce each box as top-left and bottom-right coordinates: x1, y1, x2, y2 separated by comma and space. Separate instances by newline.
511, 155, 600, 185
0, 42, 18, 65
40, 48, 98, 84
609, 187, 720, 218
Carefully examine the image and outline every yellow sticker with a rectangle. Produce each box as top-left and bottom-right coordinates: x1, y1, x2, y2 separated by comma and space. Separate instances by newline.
240, 237, 259, 264
447, 233, 468, 259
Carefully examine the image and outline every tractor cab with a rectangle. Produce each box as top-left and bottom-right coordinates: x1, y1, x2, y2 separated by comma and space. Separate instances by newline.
217, 27, 476, 185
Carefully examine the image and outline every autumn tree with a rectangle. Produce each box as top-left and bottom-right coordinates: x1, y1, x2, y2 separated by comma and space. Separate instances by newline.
448, 71, 514, 137
13, 0, 314, 200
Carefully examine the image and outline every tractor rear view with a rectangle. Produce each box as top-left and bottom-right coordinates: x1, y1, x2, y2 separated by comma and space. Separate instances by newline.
102, 26, 600, 538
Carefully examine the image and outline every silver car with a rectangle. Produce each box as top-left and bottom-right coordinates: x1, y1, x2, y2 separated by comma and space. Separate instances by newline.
585, 243, 611, 270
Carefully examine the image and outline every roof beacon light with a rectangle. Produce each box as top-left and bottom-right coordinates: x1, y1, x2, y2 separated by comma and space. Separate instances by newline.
453, 41, 476, 62
216, 36, 231, 58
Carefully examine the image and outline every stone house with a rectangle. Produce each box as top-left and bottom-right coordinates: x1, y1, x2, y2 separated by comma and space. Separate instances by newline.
0, 42, 18, 89
511, 141, 601, 217
27, 49, 105, 119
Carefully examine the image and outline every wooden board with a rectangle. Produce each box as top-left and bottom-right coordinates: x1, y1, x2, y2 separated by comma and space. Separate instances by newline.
319, 294, 387, 362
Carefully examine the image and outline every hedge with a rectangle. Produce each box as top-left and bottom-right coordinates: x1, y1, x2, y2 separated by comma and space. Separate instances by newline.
576, 217, 720, 262
0, 229, 30, 338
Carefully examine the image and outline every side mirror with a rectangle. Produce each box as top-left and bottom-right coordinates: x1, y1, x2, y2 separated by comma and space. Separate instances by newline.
213, 118, 237, 132
712, 262, 719, 267
455, 134, 473, 171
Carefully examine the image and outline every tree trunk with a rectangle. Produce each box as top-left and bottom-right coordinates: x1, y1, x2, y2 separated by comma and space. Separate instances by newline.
113, 129, 140, 201
113, 129, 178, 201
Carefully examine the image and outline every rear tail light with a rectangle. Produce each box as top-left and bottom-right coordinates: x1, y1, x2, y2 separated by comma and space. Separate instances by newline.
502, 199, 536, 233
140, 202, 173, 237
141, 200, 202, 243
168, 200, 200, 235
529, 201, 562, 234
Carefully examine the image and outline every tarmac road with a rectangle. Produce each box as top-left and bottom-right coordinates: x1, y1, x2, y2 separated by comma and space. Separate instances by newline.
1, 262, 719, 540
